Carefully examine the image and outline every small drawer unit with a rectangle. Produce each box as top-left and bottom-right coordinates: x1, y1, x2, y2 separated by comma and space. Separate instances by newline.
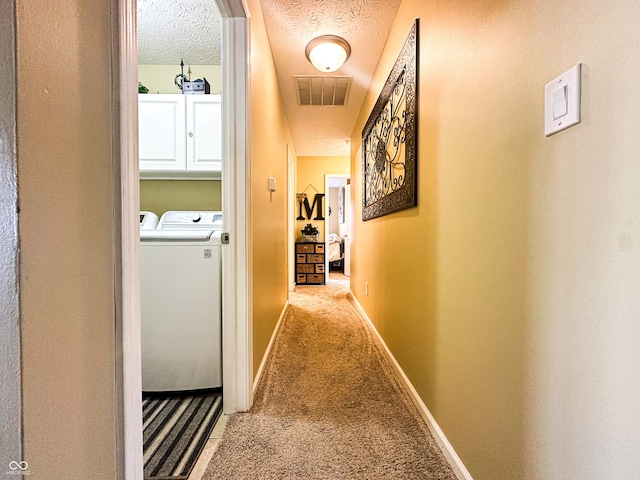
295, 242, 326, 285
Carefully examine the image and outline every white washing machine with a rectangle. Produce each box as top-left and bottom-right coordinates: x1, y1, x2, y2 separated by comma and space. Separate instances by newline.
140, 211, 223, 392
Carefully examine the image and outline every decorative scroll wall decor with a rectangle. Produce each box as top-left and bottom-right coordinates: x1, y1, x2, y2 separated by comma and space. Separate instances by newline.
362, 19, 418, 221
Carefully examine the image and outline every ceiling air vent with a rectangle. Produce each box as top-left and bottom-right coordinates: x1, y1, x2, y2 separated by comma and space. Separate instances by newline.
295, 76, 351, 106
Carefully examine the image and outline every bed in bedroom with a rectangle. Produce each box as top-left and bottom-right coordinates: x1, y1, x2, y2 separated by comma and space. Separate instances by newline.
327, 233, 344, 271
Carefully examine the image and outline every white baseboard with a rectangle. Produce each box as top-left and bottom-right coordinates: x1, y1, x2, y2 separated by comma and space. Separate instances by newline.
349, 292, 473, 480
253, 301, 289, 395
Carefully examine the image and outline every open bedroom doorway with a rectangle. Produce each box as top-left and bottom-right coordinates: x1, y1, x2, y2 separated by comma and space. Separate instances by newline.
324, 174, 351, 285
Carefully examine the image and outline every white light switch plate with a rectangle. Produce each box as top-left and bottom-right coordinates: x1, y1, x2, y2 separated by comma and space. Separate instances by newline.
545, 64, 581, 136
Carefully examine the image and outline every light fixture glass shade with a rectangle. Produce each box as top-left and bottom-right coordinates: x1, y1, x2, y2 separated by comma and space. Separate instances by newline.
305, 35, 351, 73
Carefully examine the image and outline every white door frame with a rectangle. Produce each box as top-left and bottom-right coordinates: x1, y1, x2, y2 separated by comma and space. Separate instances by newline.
116, 0, 251, 478
287, 146, 296, 293
219, 7, 253, 414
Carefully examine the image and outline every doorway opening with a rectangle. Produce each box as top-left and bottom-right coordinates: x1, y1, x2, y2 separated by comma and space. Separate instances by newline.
324, 174, 351, 284
118, 0, 251, 478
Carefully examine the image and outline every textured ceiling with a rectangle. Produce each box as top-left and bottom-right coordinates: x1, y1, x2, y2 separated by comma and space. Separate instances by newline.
261, 0, 402, 157
137, 0, 222, 65
262, 0, 400, 45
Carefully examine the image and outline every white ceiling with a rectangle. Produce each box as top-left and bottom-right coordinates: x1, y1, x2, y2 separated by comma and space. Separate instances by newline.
137, 0, 401, 157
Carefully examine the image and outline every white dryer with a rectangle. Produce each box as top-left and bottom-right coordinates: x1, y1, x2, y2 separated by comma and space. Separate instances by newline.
140, 211, 223, 392
139, 211, 159, 230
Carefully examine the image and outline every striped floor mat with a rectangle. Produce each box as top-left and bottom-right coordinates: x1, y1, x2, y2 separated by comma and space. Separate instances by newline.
143, 393, 223, 480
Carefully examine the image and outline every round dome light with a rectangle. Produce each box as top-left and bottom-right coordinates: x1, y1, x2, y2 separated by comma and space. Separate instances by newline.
305, 35, 351, 73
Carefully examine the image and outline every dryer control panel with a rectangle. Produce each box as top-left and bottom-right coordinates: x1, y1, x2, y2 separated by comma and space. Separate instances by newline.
140, 211, 159, 230
158, 211, 223, 230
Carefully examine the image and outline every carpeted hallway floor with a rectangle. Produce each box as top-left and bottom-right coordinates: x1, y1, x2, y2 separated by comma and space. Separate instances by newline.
203, 278, 456, 479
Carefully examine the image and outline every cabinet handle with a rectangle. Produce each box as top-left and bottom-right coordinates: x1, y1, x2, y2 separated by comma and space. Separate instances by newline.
188, 131, 194, 138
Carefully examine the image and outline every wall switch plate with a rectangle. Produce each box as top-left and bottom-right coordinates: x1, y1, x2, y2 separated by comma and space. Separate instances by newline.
544, 64, 581, 136
268, 176, 276, 192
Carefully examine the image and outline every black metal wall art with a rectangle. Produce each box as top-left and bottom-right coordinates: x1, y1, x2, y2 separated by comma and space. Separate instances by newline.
362, 19, 418, 221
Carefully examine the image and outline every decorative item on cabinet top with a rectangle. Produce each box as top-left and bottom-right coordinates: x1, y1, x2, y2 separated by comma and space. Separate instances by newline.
138, 94, 222, 179
183, 78, 211, 95
300, 223, 319, 243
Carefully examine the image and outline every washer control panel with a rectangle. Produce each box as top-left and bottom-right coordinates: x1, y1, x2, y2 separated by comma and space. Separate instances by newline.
158, 211, 223, 230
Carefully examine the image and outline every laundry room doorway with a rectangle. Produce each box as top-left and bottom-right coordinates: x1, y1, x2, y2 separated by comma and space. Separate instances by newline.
117, 0, 251, 478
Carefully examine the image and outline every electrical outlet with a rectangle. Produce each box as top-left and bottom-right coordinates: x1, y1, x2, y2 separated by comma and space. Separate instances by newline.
365, 282, 369, 296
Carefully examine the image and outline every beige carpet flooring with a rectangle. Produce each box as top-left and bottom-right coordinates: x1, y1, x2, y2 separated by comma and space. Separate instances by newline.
203, 281, 456, 479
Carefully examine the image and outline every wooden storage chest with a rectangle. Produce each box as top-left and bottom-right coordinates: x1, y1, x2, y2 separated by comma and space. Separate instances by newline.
295, 242, 326, 285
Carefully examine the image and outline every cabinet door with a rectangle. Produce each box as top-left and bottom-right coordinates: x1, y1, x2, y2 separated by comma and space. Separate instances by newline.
138, 95, 186, 172
186, 95, 222, 172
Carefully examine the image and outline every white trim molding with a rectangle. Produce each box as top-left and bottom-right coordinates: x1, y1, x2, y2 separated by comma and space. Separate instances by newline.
349, 293, 473, 480
253, 302, 289, 394
116, 0, 144, 478
220, 12, 252, 414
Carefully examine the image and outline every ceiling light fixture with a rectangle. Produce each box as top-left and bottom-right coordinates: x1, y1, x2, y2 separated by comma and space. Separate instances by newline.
305, 35, 351, 73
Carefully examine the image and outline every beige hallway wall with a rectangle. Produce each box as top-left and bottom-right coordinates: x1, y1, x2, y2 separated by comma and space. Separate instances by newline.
16, 1, 119, 478
247, 0, 296, 377
350, 0, 640, 478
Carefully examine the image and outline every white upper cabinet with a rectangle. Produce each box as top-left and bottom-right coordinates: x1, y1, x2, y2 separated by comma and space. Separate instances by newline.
186, 96, 222, 172
138, 94, 222, 178
139, 95, 186, 172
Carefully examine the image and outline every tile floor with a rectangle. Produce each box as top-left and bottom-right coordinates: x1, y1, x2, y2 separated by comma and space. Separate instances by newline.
187, 413, 230, 480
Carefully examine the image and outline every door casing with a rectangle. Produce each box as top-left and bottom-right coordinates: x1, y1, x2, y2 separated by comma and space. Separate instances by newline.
116, 0, 251, 478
